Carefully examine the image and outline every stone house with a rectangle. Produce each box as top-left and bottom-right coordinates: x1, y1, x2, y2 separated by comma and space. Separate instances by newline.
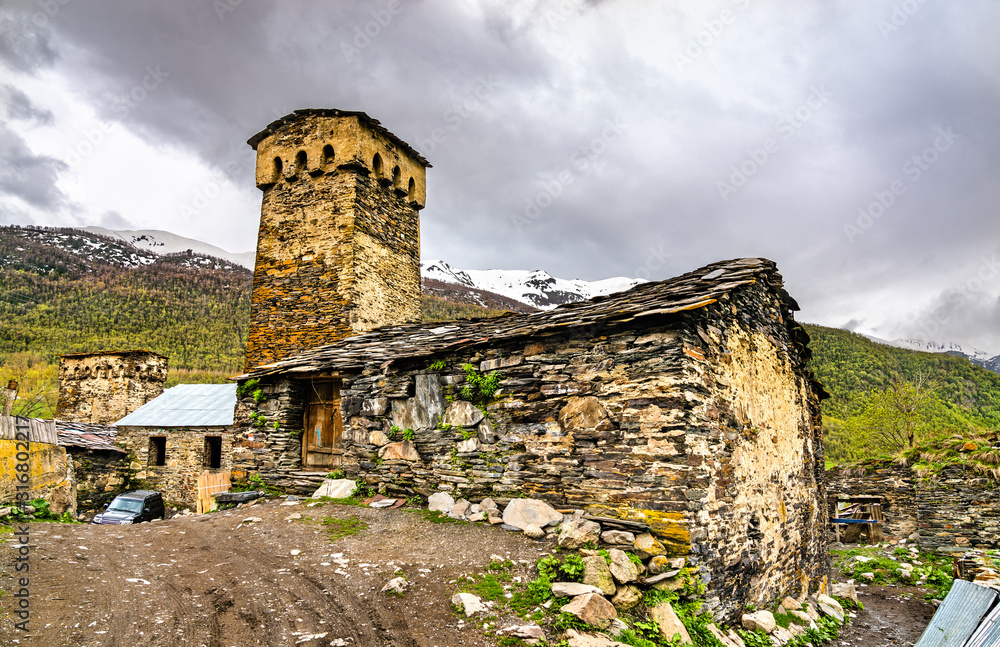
116, 383, 237, 508
235, 256, 829, 620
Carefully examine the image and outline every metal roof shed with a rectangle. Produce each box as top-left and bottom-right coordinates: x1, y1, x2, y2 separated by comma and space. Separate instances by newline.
115, 384, 237, 428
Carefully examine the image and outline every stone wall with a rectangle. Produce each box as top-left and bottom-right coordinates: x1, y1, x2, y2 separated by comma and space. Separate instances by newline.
116, 425, 233, 506
917, 466, 1000, 551
57, 351, 168, 424
0, 439, 72, 512
234, 279, 826, 622
244, 113, 425, 370
826, 462, 917, 539
68, 447, 128, 514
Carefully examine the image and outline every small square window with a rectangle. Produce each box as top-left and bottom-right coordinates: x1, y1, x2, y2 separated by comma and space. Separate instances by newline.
205, 436, 222, 469
149, 436, 166, 467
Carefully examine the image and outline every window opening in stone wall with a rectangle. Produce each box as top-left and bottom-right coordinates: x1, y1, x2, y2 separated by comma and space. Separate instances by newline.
408, 177, 415, 199
372, 153, 383, 179
392, 165, 401, 189
273, 156, 283, 177
296, 150, 307, 173
149, 436, 166, 467
322, 144, 335, 166
204, 436, 222, 469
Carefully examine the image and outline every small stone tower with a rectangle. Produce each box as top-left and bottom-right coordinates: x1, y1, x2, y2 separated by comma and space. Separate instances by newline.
243, 109, 430, 371
56, 350, 168, 424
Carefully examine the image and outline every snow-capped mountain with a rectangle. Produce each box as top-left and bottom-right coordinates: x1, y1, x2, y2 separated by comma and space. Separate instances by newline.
864, 334, 1000, 374
83, 227, 255, 270
421, 259, 646, 310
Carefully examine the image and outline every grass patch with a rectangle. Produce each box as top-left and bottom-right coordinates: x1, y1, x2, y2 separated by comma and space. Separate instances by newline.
0, 525, 13, 534
831, 545, 954, 600
320, 516, 368, 540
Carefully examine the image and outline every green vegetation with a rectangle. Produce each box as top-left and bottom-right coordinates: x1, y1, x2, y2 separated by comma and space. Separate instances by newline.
805, 324, 1000, 463
319, 515, 368, 540
421, 295, 509, 322
1, 498, 80, 524
460, 363, 502, 407
831, 545, 953, 600
427, 359, 447, 371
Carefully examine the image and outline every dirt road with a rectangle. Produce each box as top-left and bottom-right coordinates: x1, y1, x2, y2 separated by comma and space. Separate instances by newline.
1, 499, 940, 646
0, 499, 549, 647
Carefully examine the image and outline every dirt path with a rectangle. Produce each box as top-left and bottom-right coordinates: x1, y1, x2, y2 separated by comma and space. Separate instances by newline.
0, 500, 550, 647
2, 501, 942, 646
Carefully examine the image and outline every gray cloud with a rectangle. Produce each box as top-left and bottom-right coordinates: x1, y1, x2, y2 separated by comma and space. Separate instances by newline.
1, 83, 53, 124
1, 0, 999, 349
0, 123, 68, 209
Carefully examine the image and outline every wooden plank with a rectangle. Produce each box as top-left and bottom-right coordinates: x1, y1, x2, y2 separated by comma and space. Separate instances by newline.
196, 471, 231, 514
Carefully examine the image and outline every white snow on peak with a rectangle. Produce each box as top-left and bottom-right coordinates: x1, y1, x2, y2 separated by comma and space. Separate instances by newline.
83, 227, 255, 270
421, 259, 646, 310
863, 334, 996, 361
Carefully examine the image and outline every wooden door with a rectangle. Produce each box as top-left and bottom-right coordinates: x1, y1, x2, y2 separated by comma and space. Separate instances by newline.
303, 380, 343, 471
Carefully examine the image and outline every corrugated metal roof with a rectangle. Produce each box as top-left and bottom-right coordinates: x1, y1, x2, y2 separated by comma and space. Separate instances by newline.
115, 384, 237, 428
914, 579, 998, 647
966, 602, 1000, 647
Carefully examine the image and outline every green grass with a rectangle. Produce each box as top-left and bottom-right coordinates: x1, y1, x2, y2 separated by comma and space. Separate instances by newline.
831, 545, 954, 599
0, 525, 13, 534
320, 516, 368, 540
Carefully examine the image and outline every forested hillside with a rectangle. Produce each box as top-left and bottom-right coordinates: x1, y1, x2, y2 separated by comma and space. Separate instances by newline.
804, 324, 1000, 462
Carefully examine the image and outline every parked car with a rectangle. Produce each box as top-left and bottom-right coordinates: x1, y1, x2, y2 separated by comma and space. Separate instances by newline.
92, 491, 165, 525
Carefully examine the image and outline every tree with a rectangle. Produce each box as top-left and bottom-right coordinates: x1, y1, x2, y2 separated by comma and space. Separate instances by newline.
852, 373, 937, 454
0, 353, 58, 418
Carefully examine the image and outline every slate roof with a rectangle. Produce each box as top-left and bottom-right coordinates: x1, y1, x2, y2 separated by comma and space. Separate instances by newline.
60, 348, 166, 359
247, 108, 432, 167
239, 257, 807, 380
115, 383, 237, 428
56, 420, 123, 453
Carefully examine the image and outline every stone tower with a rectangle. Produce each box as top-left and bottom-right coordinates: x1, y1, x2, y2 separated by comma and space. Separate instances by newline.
56, 350, 168, 424
243, 109, 429, 371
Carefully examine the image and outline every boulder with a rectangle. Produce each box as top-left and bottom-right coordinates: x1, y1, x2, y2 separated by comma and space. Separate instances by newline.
312, 479, 356, 499
524, 524, 546, 539
667, 557, 686, 569
633, 533, 666, 559
564, 629, 631, 647
727, 629, 747, 647
707, 624, 740, 647
500, 624, 544, 640
802, 603, 819, 621
479, 497, 499, 512
742, 610, 776, 633
478, 417, 497, 444
391, 374, 447, 429
788, 610, 813, 626
560, 593, 617, 629
368, 430, 390, 446
551, 582, 605, 598
813, 594, 845, 623
559, 519, 603, 549
442, 400, 484, 427
558, 396, 609, 431
452, 592, 488, 616
451, 499, 472, 518
601, 530, 635, 545
780, 596, 799, 611
772, 626, 794, 645
456, 437, 479, 453
582, 555, 616, 595
428, 492, 455, 513
649, 602, 691, 643
648, 556, 671, 575
378, 440, 421, 462
502, 498, 563, 530
608, 549, 639, 584
831, 582, 858, 605
0, 506, 12, 517
380, 577, 409, 594
467, 511, 486, 522
611, 584, 642, 610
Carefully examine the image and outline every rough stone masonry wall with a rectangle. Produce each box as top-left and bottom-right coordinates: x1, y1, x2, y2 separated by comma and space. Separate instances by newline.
825, 462, 918, 539
117, 426, 232, 506
57, 352, 167, 424
68, 447, 128, 513
244, 114, 423, 370
234, 281, 825, 623
917, 465, 1000, 551
0, 439, 73, 514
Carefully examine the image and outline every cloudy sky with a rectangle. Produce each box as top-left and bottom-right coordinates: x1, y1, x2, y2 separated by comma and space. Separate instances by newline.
1, 0, 998, 351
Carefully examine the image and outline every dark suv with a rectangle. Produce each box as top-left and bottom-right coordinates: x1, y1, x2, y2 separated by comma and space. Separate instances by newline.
92, 491, 165, 525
